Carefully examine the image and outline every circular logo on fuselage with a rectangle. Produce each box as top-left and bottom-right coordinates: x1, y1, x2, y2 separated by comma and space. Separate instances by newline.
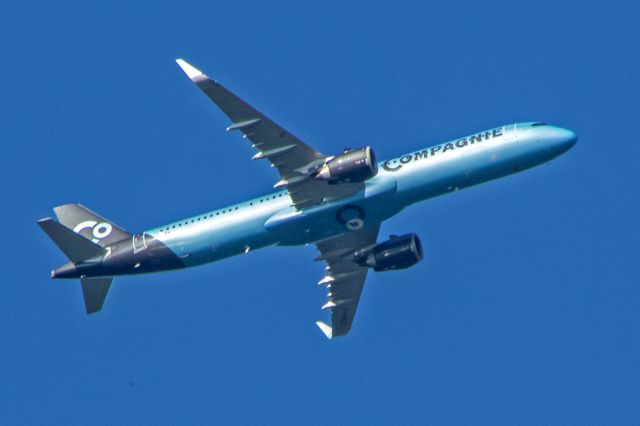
335, 205, 366, 230
382, 159, 403, 172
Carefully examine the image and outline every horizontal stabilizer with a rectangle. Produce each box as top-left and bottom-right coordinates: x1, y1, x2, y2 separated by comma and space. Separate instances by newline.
81, 277, 113, 314
38, 219, 105, 263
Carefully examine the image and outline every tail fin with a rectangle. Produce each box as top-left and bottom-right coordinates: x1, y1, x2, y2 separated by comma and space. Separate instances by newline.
38, 218, 105, 263
38, 218, 113, 314
53, 204, 131, 247
81, 277, 113, 314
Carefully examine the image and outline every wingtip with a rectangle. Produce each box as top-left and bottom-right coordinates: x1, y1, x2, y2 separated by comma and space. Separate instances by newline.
315, 321, 333, 339
175, 58, 204, 80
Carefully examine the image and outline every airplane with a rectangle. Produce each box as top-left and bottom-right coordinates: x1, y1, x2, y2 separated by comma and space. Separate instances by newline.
38, 59, 577, 339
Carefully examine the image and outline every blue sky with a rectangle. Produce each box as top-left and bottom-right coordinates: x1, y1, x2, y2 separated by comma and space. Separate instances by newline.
2, 1, 640, 424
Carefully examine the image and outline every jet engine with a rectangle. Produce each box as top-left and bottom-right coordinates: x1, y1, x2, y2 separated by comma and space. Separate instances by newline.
353, 233, 423, 272
315, 146, 378, 184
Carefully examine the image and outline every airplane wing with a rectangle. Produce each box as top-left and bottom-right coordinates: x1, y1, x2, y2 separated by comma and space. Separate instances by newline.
314, 224, 380, 338
176, 59, 363, 209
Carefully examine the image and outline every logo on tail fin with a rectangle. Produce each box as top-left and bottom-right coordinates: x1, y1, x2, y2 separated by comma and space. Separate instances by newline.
73, 221, 113, 243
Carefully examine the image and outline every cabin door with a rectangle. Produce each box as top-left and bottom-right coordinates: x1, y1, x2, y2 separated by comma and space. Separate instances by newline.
133, 233, 147, 253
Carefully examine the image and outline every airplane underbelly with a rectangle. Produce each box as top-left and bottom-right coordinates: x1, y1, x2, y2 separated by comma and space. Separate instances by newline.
266, 174, 399, 245
155, 215, 279, 267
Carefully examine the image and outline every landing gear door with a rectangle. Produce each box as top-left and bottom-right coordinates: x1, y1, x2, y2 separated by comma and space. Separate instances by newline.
133, 233, 147, 253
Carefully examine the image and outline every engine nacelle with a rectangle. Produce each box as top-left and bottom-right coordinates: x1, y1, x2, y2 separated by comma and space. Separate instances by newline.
353, 234, 423, 272
315, 146, 378, 184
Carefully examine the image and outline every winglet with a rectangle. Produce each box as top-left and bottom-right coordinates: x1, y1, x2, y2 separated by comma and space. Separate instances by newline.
315, 321, 333, 339
176, 58, 205, 81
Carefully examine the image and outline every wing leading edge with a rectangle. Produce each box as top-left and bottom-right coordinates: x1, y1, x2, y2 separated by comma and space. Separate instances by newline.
176, 59, 363, 209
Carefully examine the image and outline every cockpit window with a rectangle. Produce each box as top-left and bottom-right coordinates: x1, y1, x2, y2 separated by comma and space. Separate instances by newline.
531, 122, 546, 127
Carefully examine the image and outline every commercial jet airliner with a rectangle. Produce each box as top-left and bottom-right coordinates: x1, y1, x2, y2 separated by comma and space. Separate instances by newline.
38, 59, 577, 338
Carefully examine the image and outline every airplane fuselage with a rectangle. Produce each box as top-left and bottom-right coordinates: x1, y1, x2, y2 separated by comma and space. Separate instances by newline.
53, 122, 576, 279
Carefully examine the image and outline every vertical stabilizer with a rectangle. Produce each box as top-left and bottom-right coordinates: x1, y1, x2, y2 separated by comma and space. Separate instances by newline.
53, 204, 131, 247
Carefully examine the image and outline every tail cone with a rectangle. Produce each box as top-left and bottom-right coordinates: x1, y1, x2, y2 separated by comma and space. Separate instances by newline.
52, 262, 80, 279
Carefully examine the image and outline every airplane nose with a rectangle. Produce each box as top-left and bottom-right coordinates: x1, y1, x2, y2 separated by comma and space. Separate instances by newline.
554, 127, 578, 151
